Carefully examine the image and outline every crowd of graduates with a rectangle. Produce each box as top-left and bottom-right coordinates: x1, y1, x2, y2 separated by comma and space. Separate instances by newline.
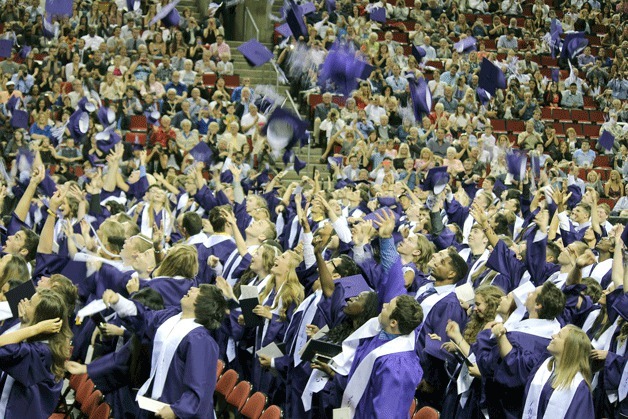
0, 0, 626, 418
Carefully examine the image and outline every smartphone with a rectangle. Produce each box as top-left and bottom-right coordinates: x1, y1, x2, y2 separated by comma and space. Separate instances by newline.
312, 353, 334, 364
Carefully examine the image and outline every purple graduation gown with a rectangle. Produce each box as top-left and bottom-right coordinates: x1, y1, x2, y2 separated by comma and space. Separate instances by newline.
523, 358, 595, 419
139, 276, 196, 308
121, 305, 218, 419
474, 329, 551, 419
0, 342, 63, 418
196, 236, 237, 284
340, 334, 423, 418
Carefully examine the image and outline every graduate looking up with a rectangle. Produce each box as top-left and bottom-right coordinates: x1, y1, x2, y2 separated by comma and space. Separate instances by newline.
522, 325, 595, 418
102, 285, 227, 419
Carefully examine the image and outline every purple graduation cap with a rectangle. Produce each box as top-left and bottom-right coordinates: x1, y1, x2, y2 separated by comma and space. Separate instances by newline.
275, 23, 292, 38
530, 153, 541, 178
189, 141, 214, 165
412, 46, 426, 63
237, 39, 274, 67
478, 58, 507, 96
423, 166, 450, 194
566, 183, 582, 210
146, 109, 161, 126
78, 97, 96, 113
599, 130, 615, 152
506, 149, 527, 181
39, 172, 58, 197
318, 42, 371, 97
621, 222, 628, 246
263, 107, 308, 155
363, 207, 400, 230
286, 1, 308, 40
150, 0, 181, 27
325, 0, 336, 13
377, 196, 397, 207
551, 68, 560, 83
45, 0, 73, 17
126, 0, 141, 12
327, 156, 343, 171
282, 150, 306, 174
95, 127, 121, 153
42, 16, 59, 39
476, 87, 491, 106
18, 45, 31, 59
561, 32, 588, 60
454, 36, 477, 54
5, 96, 19, 113
369, 7, 386, 23
300, 2, 316, 14
408, 76, 432, 122
68, 109, 90, 140
0, 40, 13, 58
336, 274, 372, 300
549, 18, 563, 59
97, 106, 117, 127
492, 177, 507, 197
10, 110, 29, 129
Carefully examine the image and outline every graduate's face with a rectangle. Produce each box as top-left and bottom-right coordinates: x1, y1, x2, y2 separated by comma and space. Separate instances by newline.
427, 250, 453, 282
271, 252, 292, 276
378, 297, 397, 331
4, 230, 26, 256
547, 327, 567, 356
473, 294, 488, 318
24, 292, 40, 324
344, 292, 369, 316
181, 286, 200, 310
524, 287, 542, 314
570, 206, 588, 224
397, 235, 418, 256
497, 293, 515, 316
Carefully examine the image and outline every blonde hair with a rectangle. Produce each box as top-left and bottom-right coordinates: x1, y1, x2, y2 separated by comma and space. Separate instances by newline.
154, 244, 199, 278
259, 250, 304, 322
463, 285, 504, 344
550, 325, 592, 390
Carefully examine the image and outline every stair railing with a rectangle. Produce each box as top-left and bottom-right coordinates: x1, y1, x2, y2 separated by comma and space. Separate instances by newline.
244, 7, 259, 41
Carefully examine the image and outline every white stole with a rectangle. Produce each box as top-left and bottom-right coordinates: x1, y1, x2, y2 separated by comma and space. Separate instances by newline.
522, 357, 584, 419
507, 318, 561, 339
140, 205, 172, 240
581, 309, 601, 335
289, 290, 323, 366
202, 234, 232, 249
466, 250, 490, 284
416, 284, 456, 320
260, 284, 285, 345
337, 318, 416, 417
457, 353, 477, 409
137, 314, 201, 400
185, 232, 208, 246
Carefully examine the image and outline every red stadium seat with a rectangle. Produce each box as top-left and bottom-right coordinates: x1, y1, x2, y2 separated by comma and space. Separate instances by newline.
223, 74, 240, 88
571, 109, 589, 122
216, 359, 225, 380
129, 115, 148, 132
583, 124, 600, 138
125, 132, 147, 145
227, 381, 252, 411
593, 155, 611, 168
259, 405, 283, 419
241, 392, 268, 419
89, 402, 111, 419
202, 73, 217, 86
215, 369, 239, 398
413, 406, 440, 419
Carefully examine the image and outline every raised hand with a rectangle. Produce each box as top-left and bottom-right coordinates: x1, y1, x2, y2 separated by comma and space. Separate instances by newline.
373, 208, 396, 239
35, 318, 63, 334
102, 290, 120, 306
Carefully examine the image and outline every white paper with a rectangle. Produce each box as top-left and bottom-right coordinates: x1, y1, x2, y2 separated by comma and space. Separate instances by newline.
0, 301, 12, 321
137, 395, 169, 413
333, 407, 352, 419
455, 283, 475, 304
256, 342, 284, 358
313, 325, 329, 340
85, 345, 95, 364
240, 285, 259, 301
76, 299, 107, 322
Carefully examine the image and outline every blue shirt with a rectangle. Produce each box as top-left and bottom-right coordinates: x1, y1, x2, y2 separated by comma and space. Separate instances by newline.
573, 149, 596, 166
164, 81, 188, 97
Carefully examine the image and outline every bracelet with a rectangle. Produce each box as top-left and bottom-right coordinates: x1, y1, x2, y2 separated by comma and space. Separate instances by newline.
47, 209, 57, 217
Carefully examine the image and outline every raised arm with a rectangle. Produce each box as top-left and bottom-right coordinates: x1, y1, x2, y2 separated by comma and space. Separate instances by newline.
37, 189, 66, 255
14, 165, 46, 222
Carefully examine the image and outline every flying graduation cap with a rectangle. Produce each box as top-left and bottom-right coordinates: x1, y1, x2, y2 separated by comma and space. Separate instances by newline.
0, 40, 13, 58
263, 107, 308, 156
549, 18, 563, 59
599, 130, 615, 151
126, 0, 141, 12
11, 109, 29, 129
453, 36, 477, 54
369, 7, 386, 23
325, 0, 336, 13
286, 0, 308, 40
476, 87, 491, 106
408, 76, 432, 122
561, 32, 588, 60
97, 106, 117, 127
282, 150, 306, 174
95, 126, 121, 153
42, 16, 59, 39
275, 23, 292, 38
478, 58, 507, 96
237, 39, 274, 67
423, 166, 450, 194
506, 149, 528, 182
411, 46, 426, 63
45, 0, 73, 17
189, 141, 214, 166
318, 42, 373, 97
150, 0, 181, 27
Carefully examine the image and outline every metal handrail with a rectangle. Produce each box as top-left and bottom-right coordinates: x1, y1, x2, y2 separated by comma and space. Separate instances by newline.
286, 91, 301, 119
244, 7, 259, 41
